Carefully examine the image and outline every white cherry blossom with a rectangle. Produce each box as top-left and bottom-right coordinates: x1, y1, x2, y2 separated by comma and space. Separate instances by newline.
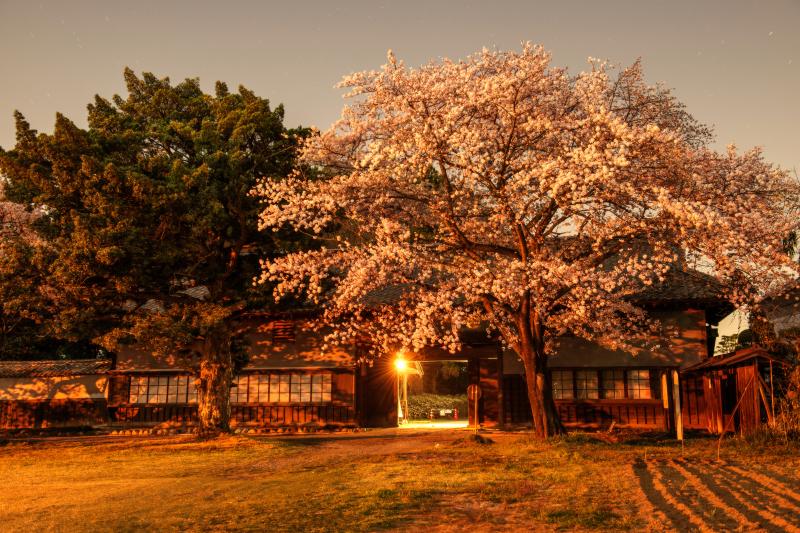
254, 44, 800, 437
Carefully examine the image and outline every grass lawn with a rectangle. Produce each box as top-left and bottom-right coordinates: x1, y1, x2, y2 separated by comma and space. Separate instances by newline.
1, 429, 799, 532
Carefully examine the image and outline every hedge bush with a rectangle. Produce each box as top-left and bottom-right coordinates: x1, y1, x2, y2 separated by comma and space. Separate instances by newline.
407, 393, 468, 420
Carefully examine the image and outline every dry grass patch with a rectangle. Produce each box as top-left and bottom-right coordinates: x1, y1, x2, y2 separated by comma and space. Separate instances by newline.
0, 430, 798, 532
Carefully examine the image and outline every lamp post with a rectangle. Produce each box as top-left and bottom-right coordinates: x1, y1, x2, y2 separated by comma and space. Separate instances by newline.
394, 355, 409, 425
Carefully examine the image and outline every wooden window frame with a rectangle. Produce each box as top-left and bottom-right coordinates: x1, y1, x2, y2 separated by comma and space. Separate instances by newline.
230, 371, 333, 406
575, 369, 599, 400
551, 370, 575, 400
127, 374, 196, 405
627, 369, 653, 399
549, 368, 659, 402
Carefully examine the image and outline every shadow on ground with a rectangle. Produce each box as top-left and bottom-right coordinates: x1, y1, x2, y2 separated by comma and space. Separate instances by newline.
634, 457, 800, 532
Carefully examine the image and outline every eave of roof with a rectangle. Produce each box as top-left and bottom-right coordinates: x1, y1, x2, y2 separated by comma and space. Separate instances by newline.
0, 359, 112, 378
682, 346, 790, 373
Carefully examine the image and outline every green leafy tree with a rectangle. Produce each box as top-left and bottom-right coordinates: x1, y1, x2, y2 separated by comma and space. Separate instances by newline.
0, 69, 304, 433
714, 334, 739, 355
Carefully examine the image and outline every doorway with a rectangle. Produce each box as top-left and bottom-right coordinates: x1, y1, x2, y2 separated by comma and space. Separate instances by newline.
398, 360, 469, 429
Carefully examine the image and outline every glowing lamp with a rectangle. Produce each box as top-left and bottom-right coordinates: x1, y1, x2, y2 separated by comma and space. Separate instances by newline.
394, 357, 408, 372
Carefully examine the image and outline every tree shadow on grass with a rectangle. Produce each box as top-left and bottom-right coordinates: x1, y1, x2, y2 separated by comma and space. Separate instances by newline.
632, 458, 696, 531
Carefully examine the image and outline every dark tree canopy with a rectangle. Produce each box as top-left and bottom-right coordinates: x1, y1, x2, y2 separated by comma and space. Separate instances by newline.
0, 69, 304, 430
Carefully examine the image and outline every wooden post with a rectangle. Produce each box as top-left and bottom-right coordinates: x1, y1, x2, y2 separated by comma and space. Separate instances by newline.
496, 348, 505, 428
672, 369, 683, 441
661, 372, 670, 430
467, 383, 482, 433
756, 377, 774, 426
397, 371, 403, 424
769, 360, 775, 424
474, 392, 479, 435
402, 372, 408, 424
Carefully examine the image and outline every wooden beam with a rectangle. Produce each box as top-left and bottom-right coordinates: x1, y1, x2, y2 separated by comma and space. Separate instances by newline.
756, 377, 774, 426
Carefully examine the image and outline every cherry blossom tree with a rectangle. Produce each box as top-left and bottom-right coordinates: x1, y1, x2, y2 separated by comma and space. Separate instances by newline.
255, 45, 800, 437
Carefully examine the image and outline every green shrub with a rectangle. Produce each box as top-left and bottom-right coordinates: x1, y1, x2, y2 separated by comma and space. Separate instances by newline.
407, 393, 468, 420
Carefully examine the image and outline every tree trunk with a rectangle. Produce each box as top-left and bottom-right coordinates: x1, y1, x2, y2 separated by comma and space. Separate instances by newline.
519, 338, 565, 438
196, 333, 233, 435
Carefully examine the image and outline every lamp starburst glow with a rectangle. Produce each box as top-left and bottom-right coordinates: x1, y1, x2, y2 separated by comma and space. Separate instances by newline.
394, 356, 408, 372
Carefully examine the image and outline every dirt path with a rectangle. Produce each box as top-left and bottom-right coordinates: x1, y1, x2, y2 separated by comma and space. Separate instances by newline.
634, 458, 800, 532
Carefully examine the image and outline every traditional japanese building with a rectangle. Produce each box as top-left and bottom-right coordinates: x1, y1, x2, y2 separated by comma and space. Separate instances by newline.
0, 269, 743, 434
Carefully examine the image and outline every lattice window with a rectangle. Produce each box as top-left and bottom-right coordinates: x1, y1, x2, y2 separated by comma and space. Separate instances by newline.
187, 377, 198, 403
255, 375, 270, 402
148, 375, 169, 403
627, 369, 652, 399
290, 374, 312, 402
269, 374, 290, 403
128, 375, 196, 404
551, 370, 574, 400
311, 374, 332, 402
601, 370, 625, 399
230, 375, 249, 403
128, 376, 147, 404
575, 370, 599, 399
227, 372, 334, 404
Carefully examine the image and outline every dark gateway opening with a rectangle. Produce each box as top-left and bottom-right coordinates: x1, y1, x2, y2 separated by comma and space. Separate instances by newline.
399, 360, 469, 429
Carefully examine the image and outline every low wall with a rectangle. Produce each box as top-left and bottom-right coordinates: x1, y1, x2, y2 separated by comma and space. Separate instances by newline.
110, 403, 357, 428
0, 398, 109, 429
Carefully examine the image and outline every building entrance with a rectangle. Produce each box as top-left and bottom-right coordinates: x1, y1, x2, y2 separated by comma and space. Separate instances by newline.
397, 359, 469, 429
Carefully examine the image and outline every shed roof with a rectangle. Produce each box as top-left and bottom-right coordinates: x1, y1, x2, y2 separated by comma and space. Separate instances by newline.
682, 346, 791, 373
0, 359, 112, 378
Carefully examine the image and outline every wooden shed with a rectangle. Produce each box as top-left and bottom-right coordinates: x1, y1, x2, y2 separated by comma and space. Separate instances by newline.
681, 347, 791, 435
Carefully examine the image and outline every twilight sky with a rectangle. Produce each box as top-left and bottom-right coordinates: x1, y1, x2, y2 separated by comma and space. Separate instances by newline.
0, 0, 798, 173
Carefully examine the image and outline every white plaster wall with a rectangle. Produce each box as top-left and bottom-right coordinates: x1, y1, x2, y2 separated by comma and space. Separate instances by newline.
0, 375, 107, 400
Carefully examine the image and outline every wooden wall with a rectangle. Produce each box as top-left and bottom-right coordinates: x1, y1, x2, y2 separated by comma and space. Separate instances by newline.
108, 369, 358, 428
680, 374, 708, 430
555, 399, 667, 428
503, 374, 670, 429
0, 375, 107, 401
111, 404, 356, 428
0, 399, 108, 429
736, 364, 762, 434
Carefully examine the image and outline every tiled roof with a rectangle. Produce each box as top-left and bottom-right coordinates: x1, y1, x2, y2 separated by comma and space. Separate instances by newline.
630, 268, 727, 303
362, 268, 727, 307
139, 299, 166, 313
0, 359, 112, 378
177, 285, 211, 301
